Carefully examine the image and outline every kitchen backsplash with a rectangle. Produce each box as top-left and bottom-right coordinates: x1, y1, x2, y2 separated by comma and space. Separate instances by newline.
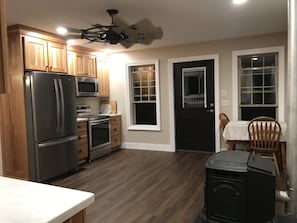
76, 97, 100, 114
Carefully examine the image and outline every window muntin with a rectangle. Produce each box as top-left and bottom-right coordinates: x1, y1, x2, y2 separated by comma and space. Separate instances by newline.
239, 53, 277, 107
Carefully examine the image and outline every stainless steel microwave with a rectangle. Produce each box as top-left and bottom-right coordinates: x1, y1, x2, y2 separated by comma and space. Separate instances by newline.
75, 77, 99, 97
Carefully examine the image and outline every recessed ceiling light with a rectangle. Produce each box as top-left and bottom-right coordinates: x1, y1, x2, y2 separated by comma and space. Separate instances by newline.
56, 26, 68, 35
233, 0, 247, 5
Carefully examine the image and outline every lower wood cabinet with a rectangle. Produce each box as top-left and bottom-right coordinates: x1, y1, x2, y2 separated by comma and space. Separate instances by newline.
77, 121, 88, 163
110, 116, 121, 151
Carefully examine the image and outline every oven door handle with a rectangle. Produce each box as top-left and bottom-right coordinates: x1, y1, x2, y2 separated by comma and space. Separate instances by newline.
90, 119, 110, 125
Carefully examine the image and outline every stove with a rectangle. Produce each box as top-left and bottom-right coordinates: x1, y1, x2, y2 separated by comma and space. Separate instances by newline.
76, 104, 111, 161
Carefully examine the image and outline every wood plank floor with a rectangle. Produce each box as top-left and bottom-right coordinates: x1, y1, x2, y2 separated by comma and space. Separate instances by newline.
52, 149, 286, 223
52, 149, 211, 223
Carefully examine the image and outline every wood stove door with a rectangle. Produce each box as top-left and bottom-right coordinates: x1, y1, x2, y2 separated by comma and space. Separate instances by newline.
206, 174, 246, 222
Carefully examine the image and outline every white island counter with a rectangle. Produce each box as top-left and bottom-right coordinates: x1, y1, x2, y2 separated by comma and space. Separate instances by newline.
0, 176, 95, 223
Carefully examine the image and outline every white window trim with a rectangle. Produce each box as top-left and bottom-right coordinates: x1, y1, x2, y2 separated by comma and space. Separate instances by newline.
125, 59, 161, 131
232, 46, 285, 121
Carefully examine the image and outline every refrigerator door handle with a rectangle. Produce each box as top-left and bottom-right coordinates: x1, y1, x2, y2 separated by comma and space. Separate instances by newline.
53, 79, 61, 132
58, 79, 65, 131
38, 135, 78, 148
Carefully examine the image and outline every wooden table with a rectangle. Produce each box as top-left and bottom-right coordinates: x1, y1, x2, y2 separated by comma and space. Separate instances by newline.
223, 121, 287, 173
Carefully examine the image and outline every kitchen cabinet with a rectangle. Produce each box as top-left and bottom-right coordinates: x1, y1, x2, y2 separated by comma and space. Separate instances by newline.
2, 24, 68, 180
97, 60, 110, 97
67, 48, 96, 77
110, 115, 121, 151
23, 35, 67, 73
77, 121, 88, 163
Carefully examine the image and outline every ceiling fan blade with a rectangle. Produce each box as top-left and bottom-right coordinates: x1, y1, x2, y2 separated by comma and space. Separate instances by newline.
120, 40, 134, 48
113, 16, 129, 33
64, 34, 83, 40
144, 27, 163, 40
65, 27, 82, 33
132, 19, 155, 33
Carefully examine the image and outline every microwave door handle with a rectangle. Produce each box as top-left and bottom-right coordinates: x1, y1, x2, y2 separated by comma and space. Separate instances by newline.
53, 79, 60, 132
58, 79, 65, 131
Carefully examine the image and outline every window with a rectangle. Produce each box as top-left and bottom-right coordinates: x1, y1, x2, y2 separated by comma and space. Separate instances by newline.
126, 60, 160, 131
182, 67, 206, 108
239, 53, 277, 120
232, 46, 285, 122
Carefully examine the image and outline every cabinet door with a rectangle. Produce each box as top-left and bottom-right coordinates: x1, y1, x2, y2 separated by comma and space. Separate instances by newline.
23, 36, 48, 71
67, 51, 76, 75
47, 41, 67, 73
97, 60, 110, 97
75, 53, 85, 76
85, 55, 97, 77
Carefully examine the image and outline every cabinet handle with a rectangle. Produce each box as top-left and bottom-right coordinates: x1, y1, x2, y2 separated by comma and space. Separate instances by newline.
79, 150, 82, 153
114, 128, 117, 131
49, 66, 53, 71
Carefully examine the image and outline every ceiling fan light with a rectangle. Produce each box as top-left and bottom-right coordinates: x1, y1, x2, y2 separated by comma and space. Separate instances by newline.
56, 26, 68, 35
233, 0, 247, 5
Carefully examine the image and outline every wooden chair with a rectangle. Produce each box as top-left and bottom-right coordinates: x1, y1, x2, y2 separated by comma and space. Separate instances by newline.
219, 113, 230, 133
248, 116, 281, 175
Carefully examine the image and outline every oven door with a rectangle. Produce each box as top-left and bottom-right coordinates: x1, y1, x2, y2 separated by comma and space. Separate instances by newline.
89, 119, 111, 151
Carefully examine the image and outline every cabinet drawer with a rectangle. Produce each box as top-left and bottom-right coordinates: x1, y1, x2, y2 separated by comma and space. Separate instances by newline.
110, 116, 121, 125
77, 121, 87, 130
111, 124, 120, 136
78, 134, 88, 145
111, 134, 121, 148
78, 143, 88, 160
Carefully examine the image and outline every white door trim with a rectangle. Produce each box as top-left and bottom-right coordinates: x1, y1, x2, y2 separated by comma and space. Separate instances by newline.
168, 54, 220, 153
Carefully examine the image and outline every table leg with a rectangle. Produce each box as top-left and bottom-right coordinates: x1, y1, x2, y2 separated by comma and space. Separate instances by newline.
226, 140, 235, 150
280, 142, 286, 173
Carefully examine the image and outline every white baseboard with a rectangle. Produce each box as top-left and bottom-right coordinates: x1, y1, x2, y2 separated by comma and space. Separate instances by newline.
121, 142, 175, 152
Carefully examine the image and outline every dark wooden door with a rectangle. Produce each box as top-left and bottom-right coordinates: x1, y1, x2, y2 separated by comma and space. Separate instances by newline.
174, 59, 215, 152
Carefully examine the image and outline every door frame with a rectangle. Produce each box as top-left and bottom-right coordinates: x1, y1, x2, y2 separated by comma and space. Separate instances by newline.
168, 54, 220, 152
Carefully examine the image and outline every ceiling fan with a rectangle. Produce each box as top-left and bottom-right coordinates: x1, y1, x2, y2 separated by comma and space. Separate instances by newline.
63, 9, 163, 48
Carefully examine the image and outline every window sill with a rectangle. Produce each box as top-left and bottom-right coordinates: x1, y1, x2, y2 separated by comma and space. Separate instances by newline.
128, 125, 161, 132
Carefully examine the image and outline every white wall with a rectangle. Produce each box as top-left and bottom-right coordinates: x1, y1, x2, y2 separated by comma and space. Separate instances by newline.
109, 32, 287, 152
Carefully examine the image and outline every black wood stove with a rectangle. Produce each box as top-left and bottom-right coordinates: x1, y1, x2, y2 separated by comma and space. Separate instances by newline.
201, 151, 276, 223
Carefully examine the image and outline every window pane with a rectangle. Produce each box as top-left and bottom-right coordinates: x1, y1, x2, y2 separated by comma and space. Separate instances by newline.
135, 103, 156, 125
252, 74, 263, 87
253, 93, 263, 104
264, 73, 275, 86
183, 68, 206, 108
264, 93, 275, 104
241, 93, 251, 104
241, 74, 251, 87
240, 57, 251, 68
252, 56, 263, 67
264, 54, 276, 67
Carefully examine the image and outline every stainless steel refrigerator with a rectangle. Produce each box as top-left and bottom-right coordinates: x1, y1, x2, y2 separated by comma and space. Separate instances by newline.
24, 71, 78, 182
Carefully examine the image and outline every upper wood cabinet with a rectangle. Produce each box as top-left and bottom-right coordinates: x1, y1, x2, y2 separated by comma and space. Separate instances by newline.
67, 50, 96, 77
97, 60, 110, 97
23, 35, 67, 73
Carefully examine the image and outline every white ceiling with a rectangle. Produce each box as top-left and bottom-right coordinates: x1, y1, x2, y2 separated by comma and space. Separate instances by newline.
6, 0, 287, 53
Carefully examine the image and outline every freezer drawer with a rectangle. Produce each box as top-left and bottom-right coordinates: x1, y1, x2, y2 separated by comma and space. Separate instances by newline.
34, 136, 78, 182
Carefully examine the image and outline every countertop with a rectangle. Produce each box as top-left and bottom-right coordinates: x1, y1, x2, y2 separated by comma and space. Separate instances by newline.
0, 176, 95, 223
